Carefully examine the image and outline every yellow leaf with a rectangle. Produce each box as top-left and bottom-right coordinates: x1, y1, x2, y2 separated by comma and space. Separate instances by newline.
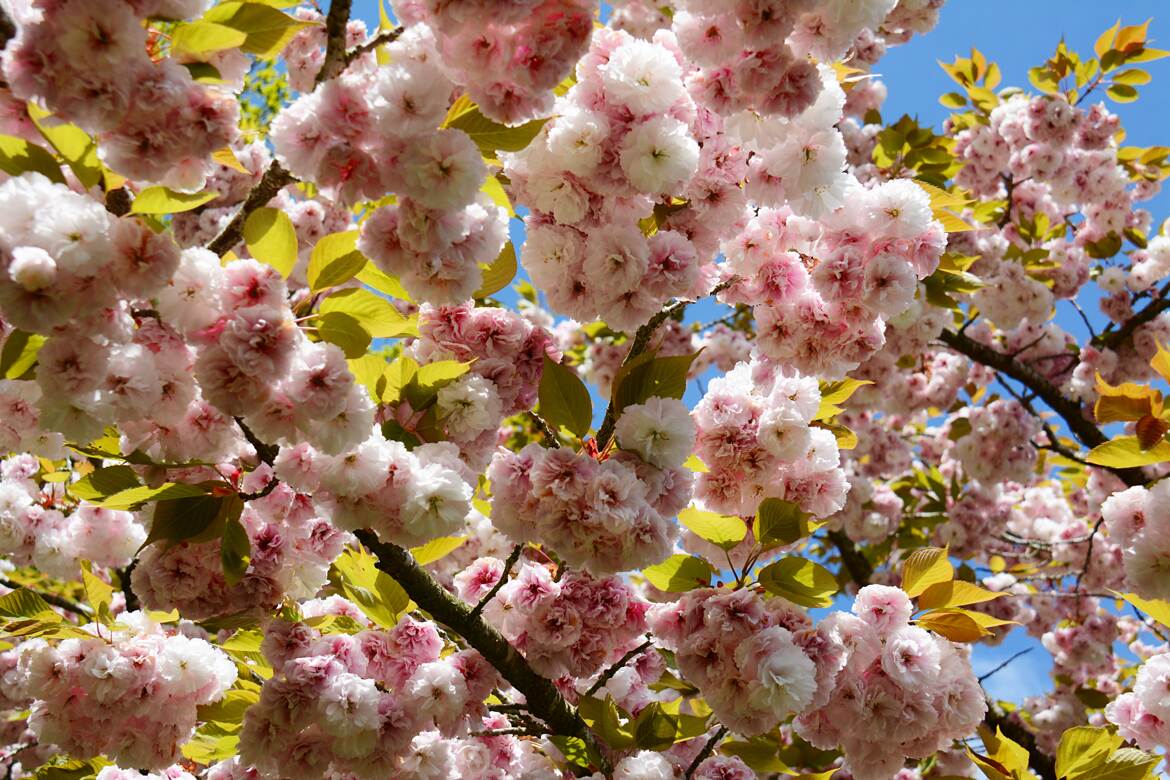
901, 547, 953, 597
918, 580, 1006, 610
212, 146, 251, 174
1095, 20, 1121, 59
1094, 373, 1162, 422
1112, 591, 1170, 628
917, 609, 988, 642
1086, 436, 1170, 468
1151, 342, 1170, 384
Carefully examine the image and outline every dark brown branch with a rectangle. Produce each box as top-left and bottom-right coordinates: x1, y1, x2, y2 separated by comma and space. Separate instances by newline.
117, 563, 139, 613
938, 328, 1144, 487
342, 26, 404, 68
585, 636, 653, 697
0, 579, 91, 618
984, 704, 1057, 780
1093, 281, 1170, 351
0, 5, 15, 51
207, 162, 295, 257
470, 544, 524, 619
315, 0, 354, 85
352, 530, 610, 772
828, 530, 872, 586
526, 411, 562, 449
685, 726, 728, 779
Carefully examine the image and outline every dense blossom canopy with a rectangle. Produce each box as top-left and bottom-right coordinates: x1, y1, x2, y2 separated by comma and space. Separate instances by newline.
0, 1, 1168, 779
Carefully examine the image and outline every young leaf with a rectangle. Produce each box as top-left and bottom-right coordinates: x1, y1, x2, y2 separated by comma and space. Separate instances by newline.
320, 288, 416, 338
538, 354, 592, 438
679, 507, 747, 551
612, 350, 702, 416
641, 554, 716, 592
1056, 726, 1121, 780
79, 561, 114, 625
1086, 436, 1170, 467
753, 498, 823, 549
202, 1, 312, 58
0, 135, 65, 183
409, 536, 468, 566
145, 493, 244, 548
243, 207, 298, 278
473, 242, 517, 299
316, 311, 372, 359
917, 580, 1005, 610
445, 107, 549, 159
220, 516, 252, 587
901, 547, 954, 597
329, 546, 411, 628
171, 20, 249, 56
307, 231, 366, 292
756, 557, 838, 608
130, 186, 218, 214
0, 330, 44, 379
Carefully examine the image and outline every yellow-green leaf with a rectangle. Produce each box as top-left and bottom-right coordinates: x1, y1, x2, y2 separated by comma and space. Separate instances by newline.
131, 186, 217, 214
753, 498, 823, 549
1057, 726, 1122, 780
319, 288, 416, 338
918, 580, 1005, 610
172, 20, 249, 56
243, 207, 298, 278
473, 242, 517, 299
202, 1, 312, 58
642, 554, 716, 592
0, 135, 64, 183
901, 547, 953, 597
316, 311, 371, 359
679, 507, 747, 551
0, 330, 45, 379
410, 536, 468, 565
756, 556, 838, 608
356, 263, 412, 301
329, 545, 411, 628
1112, 591, 1170, 628
1086, 436, 1170, 467
307, 231, 367, 291
538, 354, 592, 439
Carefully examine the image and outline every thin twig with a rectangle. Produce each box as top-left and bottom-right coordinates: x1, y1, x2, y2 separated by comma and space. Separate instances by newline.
585, 637, 653, 697
527, 411, 562, 449
685, 726, 729, 779
978, 647, 1034, 683
470, 544, 524, 619
1094, 280, 1170, 351
207, 162, 296, 257
342, 26, 404, 68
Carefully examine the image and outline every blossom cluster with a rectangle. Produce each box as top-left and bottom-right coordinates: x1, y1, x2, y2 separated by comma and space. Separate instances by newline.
1101, 482, 1170, 601
692, 357, 848, 518
488, 397, 695, 575
390, 0, 595, 125
0, 454, 143, 579
240, 612, 497, 778
3, 0, 237, 188
8, 613, 237, 770
507, 28, 716, 331
456, 558, 650, 679
132, 477, 348, 620
795, 585, 987, 780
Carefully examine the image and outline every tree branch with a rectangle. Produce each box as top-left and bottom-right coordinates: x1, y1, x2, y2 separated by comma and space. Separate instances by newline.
1093, 281, 1170, 352
341, 26, 404, 69
315, 0, 354, 85
938, 328, 1144, 487
352, 529, 611, 772
470, 544, 524, 619
585, 636, 653, 697
685, 726, 728, 779
984, 703, 1057, 780
828, 530, 872, 586
207, 162, 295, 257
0, 5, 15, 51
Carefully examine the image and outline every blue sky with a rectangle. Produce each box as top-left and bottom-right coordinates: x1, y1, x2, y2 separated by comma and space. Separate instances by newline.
347, 2, 1170, 702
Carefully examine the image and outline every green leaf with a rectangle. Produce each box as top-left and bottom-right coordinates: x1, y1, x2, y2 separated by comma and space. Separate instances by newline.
641, 554, 716, 592
329, 545, 411, 628
1074, 748, 1159, 780
32, 757, 111, 780
410, 536, 468, 565
1106, 83, 1139, 103
473, 242, 517, 299
901, 546, 954, 597
1057, 726, 1121, 779
538, 354, 592, 438
130, 186, 218, 214
679, 506, 746, 551
349, 353, 390, 400
197, 687, 259, 732
356, 263, 412, 300
220, 516, 251, 586
547, 736, 594, 771
753, 498, 823, 549
307, 231, 366, 291
445, 106, 549, 159
0, 330, 45, 379
382, 355, 419, 404
202, 1, 312, 58
756, 557, 838, 608
0, 135, 64, 183
69, 465, 142, 501
632, 701, 679, 751
316, 311, 372, 359
1112, 68, 1152, 86
27, 107, 102, 189
172, 20, 249, 56
319, 288, 416, 338
243, 207, 298, 278
1086, 436, 1170, 467
181, 725, 239, 764
416, 360, 472, 391
144, 493, 244, 548
80, 561, 114, 625
612, 350, 702, 416
576, 695, 635, 750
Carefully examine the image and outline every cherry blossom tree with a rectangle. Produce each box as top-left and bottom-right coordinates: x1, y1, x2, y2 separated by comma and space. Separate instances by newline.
0, 1, 1167, 779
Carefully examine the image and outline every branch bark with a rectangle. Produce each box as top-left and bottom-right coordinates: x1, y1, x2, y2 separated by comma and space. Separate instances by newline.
1092, 281, 1170, 352
315, 0, 354, 85
207, 162, 295, 257
938, 328, 1144, 487
352, 529, 611, 772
